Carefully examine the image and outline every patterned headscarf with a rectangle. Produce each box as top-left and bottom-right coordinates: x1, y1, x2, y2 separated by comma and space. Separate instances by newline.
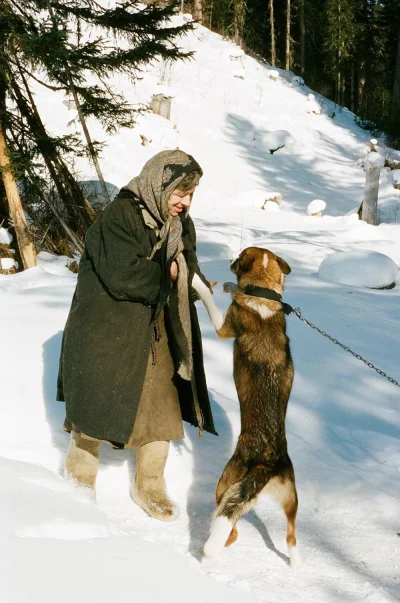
124, 150, 202, 259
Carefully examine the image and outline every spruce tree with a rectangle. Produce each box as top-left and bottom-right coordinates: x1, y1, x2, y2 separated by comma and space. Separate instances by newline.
0, 0, 195, 256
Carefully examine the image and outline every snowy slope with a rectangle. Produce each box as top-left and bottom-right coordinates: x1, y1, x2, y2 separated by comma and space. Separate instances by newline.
2, 14, 400, 603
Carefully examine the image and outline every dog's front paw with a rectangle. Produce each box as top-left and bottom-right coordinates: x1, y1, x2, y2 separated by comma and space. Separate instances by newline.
212, 310, 224, 331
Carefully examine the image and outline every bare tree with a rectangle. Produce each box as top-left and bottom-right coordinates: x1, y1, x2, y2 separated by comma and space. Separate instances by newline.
269, 0, 276, 66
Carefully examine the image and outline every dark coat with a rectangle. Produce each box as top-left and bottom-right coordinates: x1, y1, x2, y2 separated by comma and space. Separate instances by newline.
57, 191, 217, 444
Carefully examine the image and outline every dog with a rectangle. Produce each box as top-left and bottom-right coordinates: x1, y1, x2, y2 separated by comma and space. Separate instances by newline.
201, 246, 300, 567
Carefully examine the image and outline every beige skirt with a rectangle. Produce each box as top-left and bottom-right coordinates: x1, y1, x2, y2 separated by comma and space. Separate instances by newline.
63, 311, 184, 449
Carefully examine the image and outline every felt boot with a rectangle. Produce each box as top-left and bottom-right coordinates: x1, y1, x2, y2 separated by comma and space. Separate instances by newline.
132, 440, 179, 521
64, 430, 100, 499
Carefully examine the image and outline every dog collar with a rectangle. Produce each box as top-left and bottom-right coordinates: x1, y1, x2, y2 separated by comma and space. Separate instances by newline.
223, 282, 293, 315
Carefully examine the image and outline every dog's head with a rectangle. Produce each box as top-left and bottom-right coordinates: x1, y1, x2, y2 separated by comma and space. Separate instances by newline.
230, 247, 291, 292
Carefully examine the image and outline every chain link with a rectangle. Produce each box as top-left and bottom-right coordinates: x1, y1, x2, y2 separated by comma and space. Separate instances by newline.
291, 307, 400, 388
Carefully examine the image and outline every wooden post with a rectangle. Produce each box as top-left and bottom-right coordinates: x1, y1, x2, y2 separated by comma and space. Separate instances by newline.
0, 125, 37, 269
361, 154, 381, 226
151, 94, 171, 120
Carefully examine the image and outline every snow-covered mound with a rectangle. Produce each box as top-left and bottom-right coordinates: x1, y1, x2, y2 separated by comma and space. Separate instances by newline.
307, 199, 326, 215
318, 250, 398, 289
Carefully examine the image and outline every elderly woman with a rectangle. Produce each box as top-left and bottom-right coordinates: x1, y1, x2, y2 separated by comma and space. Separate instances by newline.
57, 150, 217, 521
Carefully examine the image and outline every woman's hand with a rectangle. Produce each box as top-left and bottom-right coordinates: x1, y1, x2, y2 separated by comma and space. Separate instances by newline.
170, 261, 178, 281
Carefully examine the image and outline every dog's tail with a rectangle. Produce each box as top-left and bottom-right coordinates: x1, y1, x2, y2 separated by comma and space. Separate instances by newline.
203, 464, 272, 558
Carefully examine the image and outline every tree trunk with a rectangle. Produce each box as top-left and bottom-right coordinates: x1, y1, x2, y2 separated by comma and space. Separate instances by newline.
269, 0, 276, 66
392, 28, 400, 123
350, 64, 355, 113
299, 0, 305, 77
193, 0, 202, 23
0, 124, 37, 269
358, 59, 366, 116
7, 125, 84, 253
285, 0, 291, 71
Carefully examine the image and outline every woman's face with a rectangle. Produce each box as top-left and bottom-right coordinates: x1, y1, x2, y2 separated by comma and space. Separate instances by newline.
167, 187, 196, 217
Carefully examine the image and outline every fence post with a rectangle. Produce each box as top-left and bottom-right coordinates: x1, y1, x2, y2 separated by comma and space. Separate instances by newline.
361, 152, 381, 226
151, 94, 171, 120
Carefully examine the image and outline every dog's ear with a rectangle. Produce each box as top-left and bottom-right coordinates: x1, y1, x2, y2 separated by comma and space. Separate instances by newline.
240, 249, 255, 272
276, 255, 291, 275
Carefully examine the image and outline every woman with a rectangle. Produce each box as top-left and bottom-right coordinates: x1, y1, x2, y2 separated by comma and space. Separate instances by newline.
57, 150, 217, 521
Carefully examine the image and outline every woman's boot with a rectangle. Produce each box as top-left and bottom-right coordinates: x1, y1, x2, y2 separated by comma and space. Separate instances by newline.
132, 440, 179, 521
64, 430, 100, 499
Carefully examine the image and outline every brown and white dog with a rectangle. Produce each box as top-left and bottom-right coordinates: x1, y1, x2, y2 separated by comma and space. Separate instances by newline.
200, 246, 300, 567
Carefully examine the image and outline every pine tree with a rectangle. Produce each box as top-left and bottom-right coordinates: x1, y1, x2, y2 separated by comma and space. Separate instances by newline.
0, 0, 195, 257
324, 0, 358, 106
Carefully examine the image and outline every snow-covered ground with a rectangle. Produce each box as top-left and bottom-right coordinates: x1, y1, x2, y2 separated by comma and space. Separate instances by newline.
2, 14, 400, 603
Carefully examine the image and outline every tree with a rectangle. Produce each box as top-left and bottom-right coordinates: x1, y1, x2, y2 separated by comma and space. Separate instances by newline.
299, 0, 305, 76
0, 0, 194, 258
194, 0, 203, 23
392, 29, 400, 128
285, 0, 291, 71
324, 0, 357, 105
269, 0, 276, 66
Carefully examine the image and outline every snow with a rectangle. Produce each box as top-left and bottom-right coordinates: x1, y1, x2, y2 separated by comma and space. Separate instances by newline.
2, 10, 400, 603
229, 48, 244, 59
152, 84, 177, 98
0, 257, 16, 270
391, 169, 400, 185
318, 250, 398, 289
0, 227, 13, 245
307, 199, 326, 215
267, 69, 280, 81
365, 152, 385, 169
258, 130, 295, 153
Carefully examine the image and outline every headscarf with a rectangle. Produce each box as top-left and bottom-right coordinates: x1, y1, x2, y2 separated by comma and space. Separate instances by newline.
124, 150, 202, 260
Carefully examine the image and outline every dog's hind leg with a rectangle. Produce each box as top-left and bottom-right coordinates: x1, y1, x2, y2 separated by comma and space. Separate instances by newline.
215, 456, 247, 549
204, 463, 272, 558
266, 461, 301, 568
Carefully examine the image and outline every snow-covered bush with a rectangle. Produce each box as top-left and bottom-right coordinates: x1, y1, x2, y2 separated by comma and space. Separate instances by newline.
229, 48, 244, 62
307, 94, 321, 115
267, 69, 280, 81
0, 228, 13, 245
0, 258, 17, 272
319, 251, 398, 289
258, 130, 295, 154
261, 192, 283, 210
233, 66, 245, 79
292, 76, 304, 86
391, 170, 400, 189
135, 113, 178, 149
307, 199, 326, 216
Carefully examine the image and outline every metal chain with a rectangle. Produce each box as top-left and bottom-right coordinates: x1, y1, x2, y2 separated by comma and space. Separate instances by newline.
291, 307, 400, 388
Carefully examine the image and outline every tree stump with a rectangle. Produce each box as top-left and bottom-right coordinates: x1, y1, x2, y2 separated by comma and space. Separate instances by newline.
151, 94, 171, 120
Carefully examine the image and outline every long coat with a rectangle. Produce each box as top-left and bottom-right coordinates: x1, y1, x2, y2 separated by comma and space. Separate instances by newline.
57, 190, 217, 444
